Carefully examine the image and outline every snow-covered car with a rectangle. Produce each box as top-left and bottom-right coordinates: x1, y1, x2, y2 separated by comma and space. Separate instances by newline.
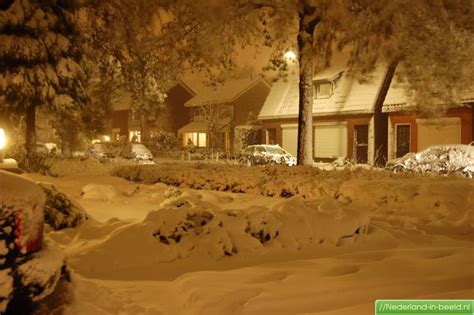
85, 143, 115, 161
239, 144, 297, 166
386, 144, 474, 178
119, 143, 155, 164
0, 171, 68, 313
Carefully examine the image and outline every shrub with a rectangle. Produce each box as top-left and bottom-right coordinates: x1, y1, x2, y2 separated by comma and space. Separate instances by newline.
148, 131, 179, 154
233, 125, 261, 154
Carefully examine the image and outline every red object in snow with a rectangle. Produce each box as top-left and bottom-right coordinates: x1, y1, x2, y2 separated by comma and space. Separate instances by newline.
14, 207, 44, 254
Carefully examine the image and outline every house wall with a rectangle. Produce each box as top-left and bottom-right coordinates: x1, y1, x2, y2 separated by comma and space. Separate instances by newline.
261, 114, 373, 162
110, 83, 195, 139
154, 84, 194, 134
111, 110, 129, 137
387, 107, 472, 159
233, 81, 271, 126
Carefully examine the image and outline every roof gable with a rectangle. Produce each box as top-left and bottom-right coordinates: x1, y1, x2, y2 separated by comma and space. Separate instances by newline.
259, 65, 387, 119
185, 77, 271, 107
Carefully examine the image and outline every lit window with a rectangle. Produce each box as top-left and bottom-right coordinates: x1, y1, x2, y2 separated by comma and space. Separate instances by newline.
198, 133, 206, 147
129, 130, 141, 142
184, 132, 207, 147
314, 82, 333, 98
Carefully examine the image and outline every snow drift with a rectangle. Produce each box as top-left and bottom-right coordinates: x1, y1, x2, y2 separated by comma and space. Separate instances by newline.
66, 188, 369, 277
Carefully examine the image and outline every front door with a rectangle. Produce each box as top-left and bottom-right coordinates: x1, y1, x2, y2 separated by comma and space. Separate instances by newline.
354, 125, 369, 163
396, 124, 410, 158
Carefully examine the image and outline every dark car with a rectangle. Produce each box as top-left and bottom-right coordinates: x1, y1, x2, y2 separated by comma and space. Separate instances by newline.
86, 143, 115, 161
386, 144, 473, 178
119, 143, 154, 164
0, 171, 68, 314
239, 144, 297, 166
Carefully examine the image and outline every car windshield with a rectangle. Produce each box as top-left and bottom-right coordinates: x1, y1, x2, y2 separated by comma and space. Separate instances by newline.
244, 147, 255, 154
265, 146, 287, 155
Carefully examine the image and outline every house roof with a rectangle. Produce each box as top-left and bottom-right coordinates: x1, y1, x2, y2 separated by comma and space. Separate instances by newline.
178, 117, 232, 134
259, 65, 387, 120
111, 80, 196, 111
382, 75, 474, 113
185, 77, 271, 107
259, 58, 474, 120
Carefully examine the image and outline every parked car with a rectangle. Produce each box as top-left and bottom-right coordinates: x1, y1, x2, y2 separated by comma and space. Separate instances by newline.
119, 143, 155, 164
85, 143, 115, 161
386, 144, 474, 178
0, 171, 68, 313
239, 144, 297, 166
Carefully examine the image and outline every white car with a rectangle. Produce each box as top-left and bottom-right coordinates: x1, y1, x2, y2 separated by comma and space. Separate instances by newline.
386, 144, 474, 178
119, 143, 155, 164
239, 144, 297, 166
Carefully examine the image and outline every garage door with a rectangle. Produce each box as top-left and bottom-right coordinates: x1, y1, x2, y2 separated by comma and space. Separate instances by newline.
417, 117, 461, 151
314, 123, 348, 158
282, 125, 298, 157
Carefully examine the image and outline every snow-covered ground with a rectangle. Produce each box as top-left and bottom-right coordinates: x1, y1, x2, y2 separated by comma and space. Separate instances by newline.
24, 172, 474, 315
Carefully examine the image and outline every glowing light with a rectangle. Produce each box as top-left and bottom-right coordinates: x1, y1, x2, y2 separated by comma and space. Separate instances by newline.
103, 135, 111, 142
0, 128, 6, 150
284, 50, 297, 61
92, 139, 100, 144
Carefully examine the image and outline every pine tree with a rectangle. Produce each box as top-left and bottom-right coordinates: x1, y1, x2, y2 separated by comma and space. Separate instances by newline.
0, 0, 87, 159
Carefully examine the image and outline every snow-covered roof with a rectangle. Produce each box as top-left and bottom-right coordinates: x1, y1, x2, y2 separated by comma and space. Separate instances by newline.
259, 66, 386, 120
383, 76, 474, 112
185, 78, 270, 107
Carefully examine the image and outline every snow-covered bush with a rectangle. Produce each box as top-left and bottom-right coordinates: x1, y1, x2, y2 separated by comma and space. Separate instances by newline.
233, 125, 261, 154
145, 191, 368, 261
147, 131, 179, 154
74, 189, 369, 268
48, 158, 135, 177
110, 163, 381, 199
39, 183, 87, 230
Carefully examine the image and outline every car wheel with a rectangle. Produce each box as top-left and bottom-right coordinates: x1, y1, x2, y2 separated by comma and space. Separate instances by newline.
238, 157, 251, 166
392, 165, 405, 174
461, 170, 473, 179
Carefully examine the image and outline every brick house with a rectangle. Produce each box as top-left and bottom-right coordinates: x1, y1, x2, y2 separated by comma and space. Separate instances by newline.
178, 77, 271, 152
258, 53, 473, 164
110, 81, 196, 141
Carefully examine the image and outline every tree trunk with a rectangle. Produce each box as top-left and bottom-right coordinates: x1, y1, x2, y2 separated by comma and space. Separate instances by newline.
140, 113, 149, 143
25, 102, 37, 160
471, 104, 474, 142
296, 5, 319, 166
373, 60, 398, 166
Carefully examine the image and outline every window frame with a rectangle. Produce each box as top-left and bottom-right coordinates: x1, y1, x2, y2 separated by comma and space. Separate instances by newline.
313, 80, 333, 99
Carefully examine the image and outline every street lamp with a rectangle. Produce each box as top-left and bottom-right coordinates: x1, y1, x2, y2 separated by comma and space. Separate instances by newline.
0, 128, 6, 163
284, 50, 297, 61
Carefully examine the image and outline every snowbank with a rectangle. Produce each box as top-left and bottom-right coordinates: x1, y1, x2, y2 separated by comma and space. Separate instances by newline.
32, 174, 473, 314
81, 184, 122, 202
65, 188, 368, 277
339, 179, 474, 235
